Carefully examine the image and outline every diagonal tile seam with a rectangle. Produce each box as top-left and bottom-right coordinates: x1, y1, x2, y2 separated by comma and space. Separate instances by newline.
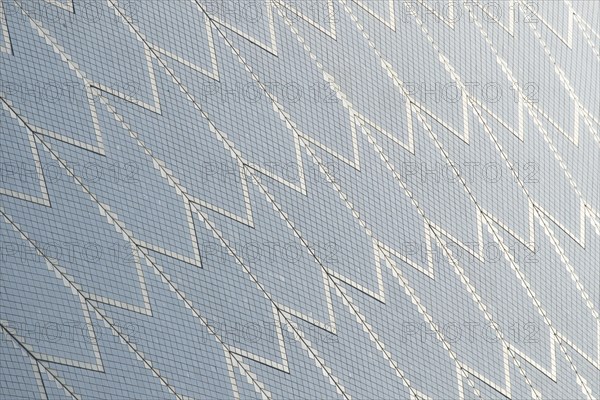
233, 4, 595, 397
88, 10, 353, 393
88, 47, 162, 114
572, 4, 600, 42
27, 354, 49, 400
417, 4, 600, 252
334, 280, 453, 400
100, 6, 394, 396
223, 5, 539, 397
37, 357, 83, 400
167, 191, 351, 397
230, 353, 273, 400
419, 95, 600, 374
44, 0, 224, 103
284, 0, 589, 397
0, 89, 104, 156
420, 103, 599, 369
216, 25, 394, 301
250, 138, 486, 399
0, 4, 552, 400
223, 351, 241, 400
301, 125, 506, 399
208, 0, 279, 56
269, 5, 416, 157
471, 0, 516, 36
0, 0, 13, 54
0, 98, 51, 207
198, 198, 350, 399
110, 0, 305, 210
416, 1, 598, 152
108, 0, 374, 336
102, 98, 255, 227
42, 0, 73, 13
5, 2, 107, 154
537, 208, 599, 320
356, 0, 600, 340
6, 68, 337, 399
190, 1, 366, 173
8, 5, 212, 266
469, 0, 600, 145
0, 157, 273, 400
0, 302, 103, 372
123, 0, 596, 396
459, 0, 600, 343
521, 0, 600, 146
410, 2, 599, 249
1, 217, 105, 374
470, 0, 600, 147
212, 3, 395, 301
14, 0, 161, 117
151, 41, 219, 80
353, 0, 397, 30
520, 0, 574, 47
354, 0, 597, 390
0, 211, 113, 377
4, 0, 592, 396
568, 1, 600, 59
0, 243, 104, 400
367, 113, 561, 390
194, 0, 371, 170
1, 91, 275, 395
271, 1, 509, 264
483, 217, 596, 398
274, 0, 483, 279
114, 0, 379, 194
96, 88, 344, 364
521, 2, 600, 163
193, 198, 353, 397
280, 319, 351, 399
1, 98, 153, 315
527, 0, 600, 60
276, 0, 338, 40
89, 306, 258, 400
41, 134, 276, 396
213, 4, 433, 300
220, 8, 482, 394
146, 0, 220, 80
0, 324, 79, 399
400, 4, 598, 393
250, 174, 421, 399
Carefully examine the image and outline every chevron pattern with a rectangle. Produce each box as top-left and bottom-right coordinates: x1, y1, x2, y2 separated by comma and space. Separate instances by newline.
1, 0, 599, 399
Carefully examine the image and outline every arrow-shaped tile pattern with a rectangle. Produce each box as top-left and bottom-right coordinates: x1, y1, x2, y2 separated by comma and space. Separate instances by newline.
1, 1, 598, 399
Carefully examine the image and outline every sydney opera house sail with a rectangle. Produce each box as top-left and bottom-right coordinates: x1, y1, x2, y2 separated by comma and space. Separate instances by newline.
1, 1, 599, 399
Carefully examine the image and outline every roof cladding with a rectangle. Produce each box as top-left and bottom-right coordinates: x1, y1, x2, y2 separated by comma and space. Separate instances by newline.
1, 1, 599, 399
